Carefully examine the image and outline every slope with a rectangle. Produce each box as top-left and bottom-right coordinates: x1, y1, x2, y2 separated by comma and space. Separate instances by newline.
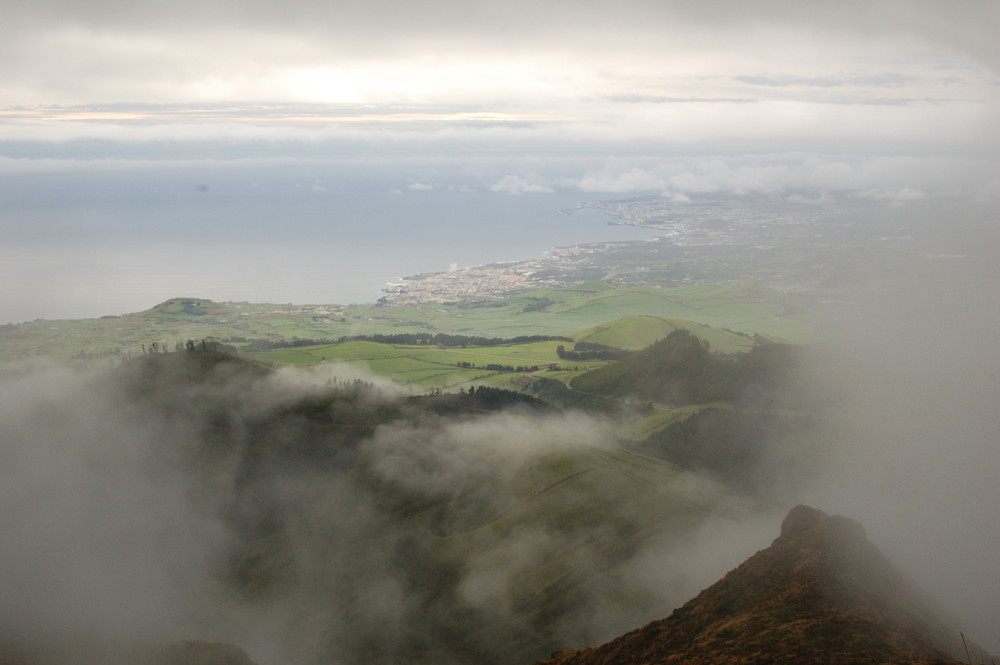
0, 282, 815, 364
0, 348, 763, 665
535, 505, 982, 665
571, 316, 755, 353
419, 447, 758, 664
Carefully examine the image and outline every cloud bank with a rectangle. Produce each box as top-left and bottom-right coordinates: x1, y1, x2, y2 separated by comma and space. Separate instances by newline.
0, 356, 768, 664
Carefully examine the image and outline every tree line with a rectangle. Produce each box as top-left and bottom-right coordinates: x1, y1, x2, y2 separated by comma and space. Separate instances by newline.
454, 361, 541, 373
241, 332, 572, 352
556, 341, 632, 361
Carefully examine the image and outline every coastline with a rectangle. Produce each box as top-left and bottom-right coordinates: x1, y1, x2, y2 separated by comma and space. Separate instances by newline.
377, 239, 651, 306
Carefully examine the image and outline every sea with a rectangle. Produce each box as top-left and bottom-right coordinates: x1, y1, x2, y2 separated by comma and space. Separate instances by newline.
0, 164, 656, 323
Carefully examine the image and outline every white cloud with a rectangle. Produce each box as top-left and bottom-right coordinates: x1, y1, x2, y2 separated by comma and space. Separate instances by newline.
407, 182, 433, 191
573, 153, 998, 199
488, 175, 554, 194
860, 186, 928, 204
577, 167, 668, 193
2, 1, 997, 125
786, 191, 834, 205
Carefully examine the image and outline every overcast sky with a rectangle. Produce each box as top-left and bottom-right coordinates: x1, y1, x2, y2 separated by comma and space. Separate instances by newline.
1, 1, 999, 321
2, 0, 998, 155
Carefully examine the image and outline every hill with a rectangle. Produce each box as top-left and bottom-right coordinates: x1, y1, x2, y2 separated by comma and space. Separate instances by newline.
0, 349, 766, 665
0, 282, 815, 365
137, 351, 761, 665
534, 505, 982, 665
570, 328, 802, 406
233, 318, 758, 394
571, 315, 756, 353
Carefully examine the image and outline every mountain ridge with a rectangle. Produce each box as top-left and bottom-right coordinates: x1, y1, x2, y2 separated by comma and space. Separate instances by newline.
534, 505, 981, 665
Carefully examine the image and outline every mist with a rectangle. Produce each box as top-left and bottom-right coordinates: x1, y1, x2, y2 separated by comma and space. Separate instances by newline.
791, 199, 1000, 645
0, 355, 773, 665
0, 363, 233, 641
2, 200, 999, 662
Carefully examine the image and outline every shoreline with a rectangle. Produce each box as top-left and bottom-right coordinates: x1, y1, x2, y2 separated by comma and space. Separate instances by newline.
377, 238, 655, 306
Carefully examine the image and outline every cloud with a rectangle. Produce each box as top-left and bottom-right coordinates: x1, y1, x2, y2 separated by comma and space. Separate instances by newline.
0, 363, 233, 641
604, 94, 754, 104
577, 167, 669, 193
0, 357, 773, 663
2, 0, 997, 119
734, 72, 916, 88
782, 200, 1000, 645
488, 175, 555, 194
786, 191, 834, 205
407, 182, 433, 191
859, 186, 928, 204
575, 153, 998, 198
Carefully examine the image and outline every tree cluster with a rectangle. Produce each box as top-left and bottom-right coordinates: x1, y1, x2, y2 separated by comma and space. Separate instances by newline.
454, 361, 540, 373
556, 341, 632, 361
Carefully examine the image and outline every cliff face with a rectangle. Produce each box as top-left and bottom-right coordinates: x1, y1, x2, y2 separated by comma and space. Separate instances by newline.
536, 505, 971, 665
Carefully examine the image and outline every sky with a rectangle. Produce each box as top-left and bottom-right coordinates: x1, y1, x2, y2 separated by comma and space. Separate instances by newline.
2, 0, 996, 145
2, 1, 999, 321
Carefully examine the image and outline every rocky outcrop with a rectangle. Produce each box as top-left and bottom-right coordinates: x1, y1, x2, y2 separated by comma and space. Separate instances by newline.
535, 505, 978, 665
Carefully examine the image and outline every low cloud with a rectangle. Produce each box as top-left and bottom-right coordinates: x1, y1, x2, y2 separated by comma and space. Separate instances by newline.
0, 358, 770, 664
0, 363, 233, 642
488, 175, 554, 194
575, 154, 997, 199
576, 167, 669, 193
859, 186, 928, 204
788, 201, 1000, 645
734, 72, 916, 88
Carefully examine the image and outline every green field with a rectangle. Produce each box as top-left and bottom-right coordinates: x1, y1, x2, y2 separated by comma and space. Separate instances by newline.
243, 339, 608, 392
0, 281, 816, 366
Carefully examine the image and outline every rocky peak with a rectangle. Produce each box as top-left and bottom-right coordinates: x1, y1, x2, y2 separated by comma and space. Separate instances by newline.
534, 505, 980, 665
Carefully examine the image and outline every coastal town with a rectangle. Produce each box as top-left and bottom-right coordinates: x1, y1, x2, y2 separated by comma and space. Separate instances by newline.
376, 242, 633, 306
376, 191, 882, 305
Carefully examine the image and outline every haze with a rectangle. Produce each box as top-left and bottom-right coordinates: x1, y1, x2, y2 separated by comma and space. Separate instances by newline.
1, 1, 999, 662
2, 0, 998, 322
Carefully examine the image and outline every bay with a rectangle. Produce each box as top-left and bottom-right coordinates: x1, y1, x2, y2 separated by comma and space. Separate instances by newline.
0, 164, 654, 323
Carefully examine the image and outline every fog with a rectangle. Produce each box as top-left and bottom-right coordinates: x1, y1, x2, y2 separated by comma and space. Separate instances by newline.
1, 0, 997, 659
3, 195, 1000, 662
4, 208, 1000, 663
0, 358, 772, 664
3, 150, 997, 325
797, 200, 1000, 645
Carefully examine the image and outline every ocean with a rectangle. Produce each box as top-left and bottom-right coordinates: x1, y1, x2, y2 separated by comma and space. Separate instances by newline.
1, 163, 655, 323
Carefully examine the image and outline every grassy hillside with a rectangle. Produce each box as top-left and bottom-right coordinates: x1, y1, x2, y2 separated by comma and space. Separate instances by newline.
239, 316, 769, 394
572, 316, 756, 354
242, 340, 604, 392
422, 446, 757, 664
563, 331, 820, 495
87, 350, 762, 665
0, 282, 816, 365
